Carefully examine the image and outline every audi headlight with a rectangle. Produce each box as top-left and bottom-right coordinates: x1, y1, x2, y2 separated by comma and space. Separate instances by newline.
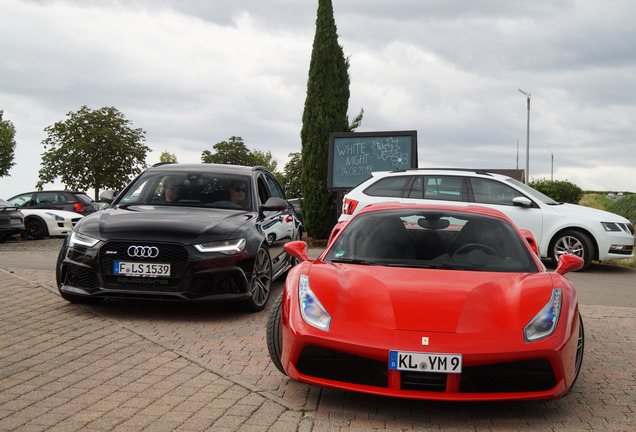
194, 238, 246, 255
524, 288, 562, 342
69, 231, 100, 248
299, 274, 331, 331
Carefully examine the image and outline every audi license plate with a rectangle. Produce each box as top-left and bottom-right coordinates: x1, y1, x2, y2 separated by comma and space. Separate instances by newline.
114, 261, 171, 277
389, 351, 462, 373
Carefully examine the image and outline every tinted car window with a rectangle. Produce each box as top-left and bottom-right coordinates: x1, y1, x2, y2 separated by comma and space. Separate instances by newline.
73, 193, 94, 204
35, 192, 63, 206
265, 173, 284, 199
364, 176, 411, 197
118, 170, 254, 211
470, 177, 523, 206
257, 176, 270, 205
8, 193, 32, 207
407, 176, 424, 198
423, 176, 463, 201
326, 209, 537, 273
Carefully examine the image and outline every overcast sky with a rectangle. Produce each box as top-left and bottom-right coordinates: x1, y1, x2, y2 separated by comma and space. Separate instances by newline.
2, 0, 635, 198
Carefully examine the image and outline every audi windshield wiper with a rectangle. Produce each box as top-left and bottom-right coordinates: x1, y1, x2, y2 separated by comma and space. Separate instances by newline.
330, 257, 377, 266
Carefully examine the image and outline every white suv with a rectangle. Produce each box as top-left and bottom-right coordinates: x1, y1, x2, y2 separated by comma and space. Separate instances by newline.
340, 169, 634, 269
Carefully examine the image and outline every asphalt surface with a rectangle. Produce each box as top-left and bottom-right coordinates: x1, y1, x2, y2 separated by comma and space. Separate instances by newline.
0, 237, 635, 431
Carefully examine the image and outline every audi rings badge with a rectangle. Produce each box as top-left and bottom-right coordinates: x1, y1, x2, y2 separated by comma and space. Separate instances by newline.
127, 245, 159, 258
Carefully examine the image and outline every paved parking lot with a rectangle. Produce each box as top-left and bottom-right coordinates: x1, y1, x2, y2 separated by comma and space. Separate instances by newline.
1, 239, 635, 431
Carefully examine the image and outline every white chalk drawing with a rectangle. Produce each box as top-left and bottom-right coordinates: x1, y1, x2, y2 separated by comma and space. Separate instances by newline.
372, 137, 409, 169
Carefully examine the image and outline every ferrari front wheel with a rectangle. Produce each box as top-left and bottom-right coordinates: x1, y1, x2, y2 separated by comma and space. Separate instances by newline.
573, 314, 585, 384
565, 314, 585, 396
266, 292, 287, 375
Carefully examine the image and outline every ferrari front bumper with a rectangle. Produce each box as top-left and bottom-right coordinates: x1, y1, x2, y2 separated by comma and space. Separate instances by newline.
282, 315, 580, 401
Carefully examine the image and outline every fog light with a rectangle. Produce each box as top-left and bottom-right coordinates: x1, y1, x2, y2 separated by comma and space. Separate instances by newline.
609, 244, 633, 255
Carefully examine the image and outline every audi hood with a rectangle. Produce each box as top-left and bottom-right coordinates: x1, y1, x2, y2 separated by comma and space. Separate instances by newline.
73, 205, 256, 243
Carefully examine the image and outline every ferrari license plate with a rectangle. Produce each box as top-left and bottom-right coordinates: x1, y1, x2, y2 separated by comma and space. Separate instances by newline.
389, 351, 462, 373
114, 261, 171, 277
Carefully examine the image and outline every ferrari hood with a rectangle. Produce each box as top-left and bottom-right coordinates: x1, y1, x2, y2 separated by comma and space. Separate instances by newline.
74, 205, 255, 243
306, 263, 553, 333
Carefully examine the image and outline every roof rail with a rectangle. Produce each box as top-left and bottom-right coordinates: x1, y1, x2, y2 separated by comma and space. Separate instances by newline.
390, 167, 495, 176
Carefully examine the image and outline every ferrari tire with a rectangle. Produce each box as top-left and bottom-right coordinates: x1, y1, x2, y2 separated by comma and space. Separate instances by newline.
23, 216, 48, 240
570, 314, 585, 390
550, 230, 593, 270
563, 313, 584, 397
266, 292, 286, 375
242, 245, 272, 312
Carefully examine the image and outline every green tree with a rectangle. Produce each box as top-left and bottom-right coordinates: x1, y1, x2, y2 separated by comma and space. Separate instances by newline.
201, 136, 251, 165
0, 110, 17, 177
201, 137, 282, 180
300, 0, 352, 239
529, 178, 584, 204
283, 152, 302, 199
249, 149, 278, 173
160, 150, 177, 163
37, 106, 149, 200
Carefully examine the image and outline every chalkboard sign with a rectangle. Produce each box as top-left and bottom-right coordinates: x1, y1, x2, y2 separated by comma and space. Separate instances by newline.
328, 131, 418, 190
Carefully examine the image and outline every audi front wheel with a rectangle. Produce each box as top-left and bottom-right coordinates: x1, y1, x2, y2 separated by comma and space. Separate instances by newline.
242, 246, 272, 312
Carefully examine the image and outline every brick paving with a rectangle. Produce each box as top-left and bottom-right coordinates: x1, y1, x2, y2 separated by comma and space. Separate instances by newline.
0, 265, 634, 431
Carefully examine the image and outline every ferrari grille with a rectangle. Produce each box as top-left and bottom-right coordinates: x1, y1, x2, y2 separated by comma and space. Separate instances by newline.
296, 346, 557, 394
401, 371, 447, 392
460, 359, 556, 393
296, 346, 388, 388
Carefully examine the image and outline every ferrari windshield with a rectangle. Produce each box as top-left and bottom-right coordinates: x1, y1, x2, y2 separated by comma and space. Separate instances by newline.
117, 171, 254, 211
324, 209, 539, 273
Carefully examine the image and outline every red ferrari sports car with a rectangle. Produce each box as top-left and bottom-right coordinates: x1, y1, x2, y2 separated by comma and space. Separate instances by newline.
267, 203, 585, 401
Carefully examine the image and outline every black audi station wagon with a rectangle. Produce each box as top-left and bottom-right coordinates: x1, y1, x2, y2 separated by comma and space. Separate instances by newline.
56, 163, 302, 311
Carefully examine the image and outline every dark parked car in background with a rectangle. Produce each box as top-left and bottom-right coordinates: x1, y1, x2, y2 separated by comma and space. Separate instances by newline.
8, 190, 98, 215
288, 198, 303, 224
56, 163, 302, 311
0, 199, 25, 242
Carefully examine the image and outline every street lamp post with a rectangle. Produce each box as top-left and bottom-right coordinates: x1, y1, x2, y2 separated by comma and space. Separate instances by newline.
518, 89, 531, 184
549, 150, 554, 181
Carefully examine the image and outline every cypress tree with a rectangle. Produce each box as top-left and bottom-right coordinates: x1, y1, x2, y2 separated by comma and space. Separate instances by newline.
300, 0, 351, 239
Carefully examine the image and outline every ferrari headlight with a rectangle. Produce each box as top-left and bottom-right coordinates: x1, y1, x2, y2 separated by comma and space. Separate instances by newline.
299, 274, 331, 331
194, 238, 246, 255
69, 231, 100, 248
524, 288, 562, 342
